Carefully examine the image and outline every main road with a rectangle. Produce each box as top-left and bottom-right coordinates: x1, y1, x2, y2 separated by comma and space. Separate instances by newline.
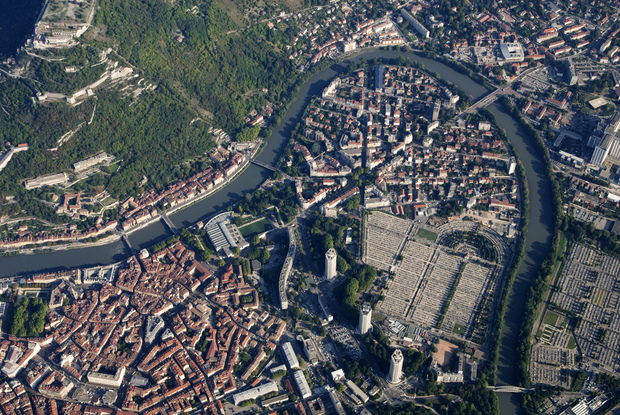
0, 48, 555, 414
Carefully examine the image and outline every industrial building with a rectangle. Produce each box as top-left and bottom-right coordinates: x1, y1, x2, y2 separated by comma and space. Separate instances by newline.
324, 248, 337, 280
282, 342, 300, 369
293, 370, 312, 399
387, 349, 404, 384
232, 381, 278, 406
358, 303, 372, 335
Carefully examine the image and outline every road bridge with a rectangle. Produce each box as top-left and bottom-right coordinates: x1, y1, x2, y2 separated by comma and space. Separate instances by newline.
161, 213, 178, 235
462, 88, 505, 114
121, 234, 137, 256
250, 159, 277, 171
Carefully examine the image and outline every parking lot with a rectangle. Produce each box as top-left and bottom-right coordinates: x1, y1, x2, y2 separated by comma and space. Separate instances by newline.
328, 326, 362, 359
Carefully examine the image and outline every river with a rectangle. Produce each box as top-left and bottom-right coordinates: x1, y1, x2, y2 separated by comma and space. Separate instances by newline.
0, 49, 555, 414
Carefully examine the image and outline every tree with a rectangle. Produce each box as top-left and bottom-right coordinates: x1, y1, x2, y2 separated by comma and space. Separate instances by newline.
260, 249, 270, 264
217, 259, 226, 267
236, 125, 261, 142
337, 256, 350, 273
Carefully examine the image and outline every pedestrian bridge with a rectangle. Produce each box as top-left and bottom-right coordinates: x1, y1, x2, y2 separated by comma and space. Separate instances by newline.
487, 385, 531, 393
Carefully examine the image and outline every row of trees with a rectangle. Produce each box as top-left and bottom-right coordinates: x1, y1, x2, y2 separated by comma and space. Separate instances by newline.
476, 107, 529, 385
498, 97, 565, 388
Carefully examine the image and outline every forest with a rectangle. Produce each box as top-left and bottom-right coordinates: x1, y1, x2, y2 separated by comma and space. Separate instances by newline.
0, 77, 216, 216
9, 297, 48, 338
94, 0, 299, 132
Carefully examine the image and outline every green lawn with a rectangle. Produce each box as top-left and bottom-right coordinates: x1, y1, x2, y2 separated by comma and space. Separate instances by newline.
567, 335, 577, 350
417, 228, 438, 242
593, 290, 607, 307
543, 311, 560, 327
239, 218, 272, 237
453, 324, 466, 335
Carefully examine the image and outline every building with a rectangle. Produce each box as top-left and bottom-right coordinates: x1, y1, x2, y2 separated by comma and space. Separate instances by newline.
145, 316, 165, 344
282, 342, 300, 369
600, 38, 613, 53
342, 40, 357, 53
317, 294, 333, 323
87, 366, 126, 388
232, 381, 278, 406
387, 349, 404, 384
590, 135, 614, 166
324, 248, 337, 280
205, 212, 249, 254
499, 43, 524, 62
358, 303, 372, 335
401, 10, 430, 38
279, 227, 297, 310
344, 379, 369, 403
262, 394, 289, 407
431, 101, 441, 121
328, 388, 346, 415
302, 338, 319, 365
24, 173, 69, 190
293, 370, 312, 399
72, 152, 110, 172
565, 59, 578, 85
508, 157, 517, 175
270, 364, 287, 375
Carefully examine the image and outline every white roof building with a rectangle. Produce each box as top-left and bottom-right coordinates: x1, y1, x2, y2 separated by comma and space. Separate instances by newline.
282, 342, 299, 369
293, 370, 312, 399
232, 381, 279, 406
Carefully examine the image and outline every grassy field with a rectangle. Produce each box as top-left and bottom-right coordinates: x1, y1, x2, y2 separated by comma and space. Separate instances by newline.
453, 324, 466, 335
567, 335, 577, 350
239, 218, 272, 237
593, 289, 607, 307
417, 228, 438, 242
543, 311, 560, 327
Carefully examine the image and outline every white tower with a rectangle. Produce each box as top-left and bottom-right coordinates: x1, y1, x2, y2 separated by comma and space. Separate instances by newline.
387, 349, 404, 384
324, 248, 337, 280
358, 303, 372, 335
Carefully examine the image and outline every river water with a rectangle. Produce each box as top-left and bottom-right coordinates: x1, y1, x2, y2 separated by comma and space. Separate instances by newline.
0, 50, 554, 414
